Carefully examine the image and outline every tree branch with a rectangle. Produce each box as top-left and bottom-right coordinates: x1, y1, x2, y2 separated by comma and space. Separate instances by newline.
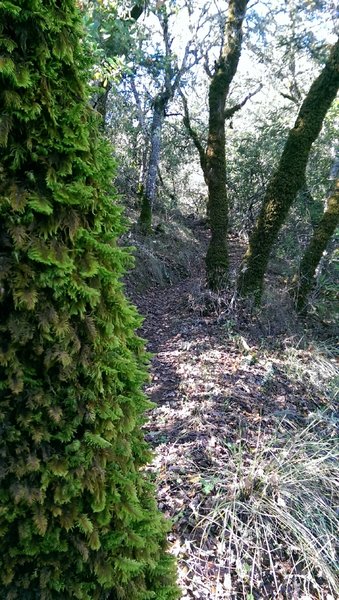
203, 54, 213, 78
280, 91, 299, 104
130, 78, 147, 133
224, 83, 263, 119
179, 89, 207, 179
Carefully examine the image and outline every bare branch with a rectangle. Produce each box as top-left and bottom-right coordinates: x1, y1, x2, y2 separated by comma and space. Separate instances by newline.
280, 91, 299, 104
130, 78, 147, 132
171, 43, 190, 93
203, 54, 213, 78
224, 83, 263, 119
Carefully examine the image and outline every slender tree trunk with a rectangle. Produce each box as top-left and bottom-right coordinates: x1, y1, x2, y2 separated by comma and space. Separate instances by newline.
138, 97, 166, 233
205, 0, 248, 290
91, 4, 145, 130
137, 5, 191, 233
237, 38, 339, 301
130, 78, 149, 198
96, 81, 112, 130
294, 175, 339, 312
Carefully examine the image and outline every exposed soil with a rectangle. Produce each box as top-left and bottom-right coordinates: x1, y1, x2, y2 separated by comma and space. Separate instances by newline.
129, 223, 337, 600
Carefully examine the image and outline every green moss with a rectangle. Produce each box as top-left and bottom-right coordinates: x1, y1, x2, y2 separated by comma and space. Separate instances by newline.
205, 165, 229, 290
295, 180, 339, 312
206, 235, 229, 290
138, 190, 152, 235
238, 39, 339, 302
205, 0, 248, 291
205, 64, 229, 289
0, 1, 178, 598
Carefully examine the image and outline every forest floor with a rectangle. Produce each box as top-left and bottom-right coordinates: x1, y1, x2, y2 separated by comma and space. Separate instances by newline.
127, 218, 338, 600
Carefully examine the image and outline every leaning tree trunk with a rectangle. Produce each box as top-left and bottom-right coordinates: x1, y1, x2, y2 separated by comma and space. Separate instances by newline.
237, 38, 339, 302
205, 0, 248, 291
138, 96, 166, 233
294, 175, 339, 312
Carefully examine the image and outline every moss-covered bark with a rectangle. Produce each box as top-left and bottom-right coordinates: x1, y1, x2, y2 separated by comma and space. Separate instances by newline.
237, 38, 339, 302
0, 2, 179, 598
294, 177, 339, 311
138, 187, 153, 234
205, 0, 248, 290
180, 90, 208, 183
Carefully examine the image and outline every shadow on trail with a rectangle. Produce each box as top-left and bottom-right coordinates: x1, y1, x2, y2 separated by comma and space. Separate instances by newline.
135, 279, 328, 455
131, 267, 335, 600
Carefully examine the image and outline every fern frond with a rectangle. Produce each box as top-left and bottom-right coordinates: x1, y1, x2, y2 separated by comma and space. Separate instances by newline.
33, 509, 48, 536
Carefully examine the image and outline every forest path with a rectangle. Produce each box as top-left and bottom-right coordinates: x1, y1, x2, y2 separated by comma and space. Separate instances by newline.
131, 230, 332, 599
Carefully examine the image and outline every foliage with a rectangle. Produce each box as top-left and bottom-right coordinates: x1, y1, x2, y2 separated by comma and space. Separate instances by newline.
0, 1, 179, 598
101, 0, 339, 311
82, 0, 143, 82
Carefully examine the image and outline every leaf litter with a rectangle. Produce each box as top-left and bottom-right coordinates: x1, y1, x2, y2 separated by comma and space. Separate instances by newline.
128, 229, 338, 600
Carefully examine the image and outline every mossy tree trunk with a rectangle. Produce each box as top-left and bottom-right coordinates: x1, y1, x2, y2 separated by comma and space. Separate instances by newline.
205, 0, 248, 291
237, 37, 339, 302
0, 1, 179, 598
294, 175, 339, 311
96, 80, 112, 129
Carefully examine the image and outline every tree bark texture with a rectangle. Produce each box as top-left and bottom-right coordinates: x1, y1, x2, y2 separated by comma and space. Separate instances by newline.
94, 4, 145, 131
237, 38, 339, 301
294, 176, 339, 311
138, 96, 166, 233
205, 0, 248, 291
138, 5, 191, 234
96, 81, 112, 130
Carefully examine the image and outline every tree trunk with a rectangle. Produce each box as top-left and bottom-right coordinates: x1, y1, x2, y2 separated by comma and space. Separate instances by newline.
96, 81, 112, 130
138, 97, 166, 233
294, 176, 339, 312
237, 38, 339, 301
205, 0, 248, 290
92, 4, 145, 131
0, 1, 179, 596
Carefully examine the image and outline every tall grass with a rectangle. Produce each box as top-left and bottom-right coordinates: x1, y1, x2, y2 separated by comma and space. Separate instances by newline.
193, 414, 338, 598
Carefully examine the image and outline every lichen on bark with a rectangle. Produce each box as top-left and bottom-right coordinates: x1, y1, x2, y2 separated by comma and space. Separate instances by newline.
138, 187, 153, 234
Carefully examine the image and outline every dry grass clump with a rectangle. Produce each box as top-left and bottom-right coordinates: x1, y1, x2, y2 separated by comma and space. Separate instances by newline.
280, 340, 338, 403
192, 414, 338, 599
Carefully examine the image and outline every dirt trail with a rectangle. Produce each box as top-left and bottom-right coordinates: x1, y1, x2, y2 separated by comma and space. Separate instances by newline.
125, 217, 338, 599
130, 255, 333, 598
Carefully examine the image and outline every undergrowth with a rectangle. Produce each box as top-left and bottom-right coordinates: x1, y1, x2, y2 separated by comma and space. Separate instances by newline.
123, 215, 204, 293
127, 210, 338, 599
192, 414, 338, 599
